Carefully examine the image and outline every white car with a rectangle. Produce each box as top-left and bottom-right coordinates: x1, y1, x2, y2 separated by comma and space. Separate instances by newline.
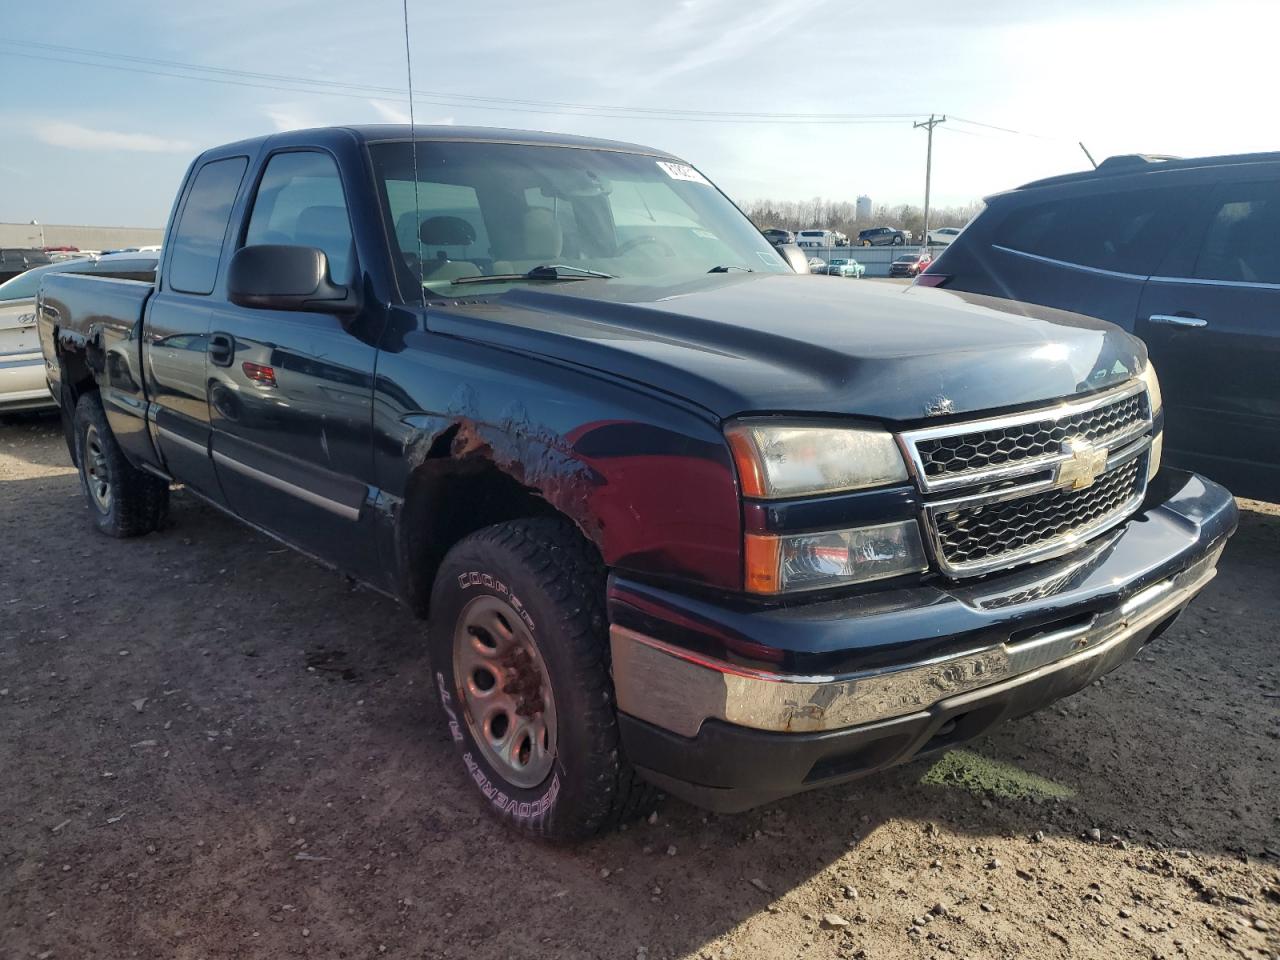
926, 226, 962, 246
0, 253, 158, 413
795, 229, 844, 249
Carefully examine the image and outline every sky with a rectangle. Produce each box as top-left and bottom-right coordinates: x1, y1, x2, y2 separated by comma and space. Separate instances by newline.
1, 0, 1277, 227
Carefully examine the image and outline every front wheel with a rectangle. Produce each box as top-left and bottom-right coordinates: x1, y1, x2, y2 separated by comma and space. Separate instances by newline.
893, 235, 905, 246
73, 392, 168, 537
427, 517, 653, 841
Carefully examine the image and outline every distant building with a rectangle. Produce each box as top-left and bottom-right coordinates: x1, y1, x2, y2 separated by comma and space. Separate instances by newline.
856, 195, 873, 221
0, 222, 164, 252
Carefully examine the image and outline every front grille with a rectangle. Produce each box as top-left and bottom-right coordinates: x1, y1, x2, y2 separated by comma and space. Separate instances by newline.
915, 390, 1147, 485
930, 455, 1145, 574
900, 382, 1155, 578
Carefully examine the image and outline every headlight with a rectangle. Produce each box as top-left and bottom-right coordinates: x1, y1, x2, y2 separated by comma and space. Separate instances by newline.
745, 521, 928, 594
726, 422, 909, 498
1139, 362, 1163, 482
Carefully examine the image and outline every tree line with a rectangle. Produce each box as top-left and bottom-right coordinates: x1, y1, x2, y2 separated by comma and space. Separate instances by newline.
742, 197, 983, 240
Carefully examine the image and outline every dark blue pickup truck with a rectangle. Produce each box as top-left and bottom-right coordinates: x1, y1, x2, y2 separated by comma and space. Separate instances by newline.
38, 125, 1236, 840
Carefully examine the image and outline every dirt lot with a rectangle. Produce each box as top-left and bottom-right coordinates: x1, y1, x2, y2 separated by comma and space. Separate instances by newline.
2, 413, 1277, 960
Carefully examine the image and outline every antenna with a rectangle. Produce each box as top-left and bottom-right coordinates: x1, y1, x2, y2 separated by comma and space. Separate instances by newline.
1078, 141, 1098, 170
402, 0, 424, 306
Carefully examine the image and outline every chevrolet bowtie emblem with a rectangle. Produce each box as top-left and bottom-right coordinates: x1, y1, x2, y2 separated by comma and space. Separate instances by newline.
1056, 438, 1108, 490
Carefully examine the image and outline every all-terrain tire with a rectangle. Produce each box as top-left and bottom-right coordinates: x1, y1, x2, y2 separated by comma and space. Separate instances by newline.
427, 517, 654, 841
73, 392, 168, 537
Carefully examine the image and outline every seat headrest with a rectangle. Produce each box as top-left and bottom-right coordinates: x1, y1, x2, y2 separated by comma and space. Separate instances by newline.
419, 216, 476, 246
523, 207, 562, 260
295, 205, 350, 241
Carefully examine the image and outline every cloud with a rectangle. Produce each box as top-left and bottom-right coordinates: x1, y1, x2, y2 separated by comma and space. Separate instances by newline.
368, 99, 411, 124
642, 0, 815, 87
262, 104, 324, 132
34, 121, 194, 153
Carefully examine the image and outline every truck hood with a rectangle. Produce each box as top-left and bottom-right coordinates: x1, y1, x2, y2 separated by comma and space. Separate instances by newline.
425, 273, 1146, 423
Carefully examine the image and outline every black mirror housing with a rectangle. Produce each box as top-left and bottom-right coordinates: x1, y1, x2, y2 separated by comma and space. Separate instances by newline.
226, 244, 356, 314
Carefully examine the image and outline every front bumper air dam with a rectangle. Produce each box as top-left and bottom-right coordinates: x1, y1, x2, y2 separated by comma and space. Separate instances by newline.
609, 470, 1237, 812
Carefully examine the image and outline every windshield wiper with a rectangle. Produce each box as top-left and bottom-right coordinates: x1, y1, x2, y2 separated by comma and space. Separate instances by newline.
450, 264, 615, 286
707, 264, 753, 273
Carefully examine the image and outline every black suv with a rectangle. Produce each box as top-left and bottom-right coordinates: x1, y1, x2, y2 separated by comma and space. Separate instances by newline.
0, 248, 52, 284
921, 152, 1280, 502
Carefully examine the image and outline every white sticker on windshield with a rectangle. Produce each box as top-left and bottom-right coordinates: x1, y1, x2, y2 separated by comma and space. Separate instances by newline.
657, 161, 711, 185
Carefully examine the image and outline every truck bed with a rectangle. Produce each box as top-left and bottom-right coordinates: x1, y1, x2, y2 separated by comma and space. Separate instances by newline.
39, 272, 156, 465
39, 272, 154, 393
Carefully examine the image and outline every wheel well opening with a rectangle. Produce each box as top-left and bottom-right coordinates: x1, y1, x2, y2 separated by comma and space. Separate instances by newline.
57, 346, 97, 465
400, 458, 562, 617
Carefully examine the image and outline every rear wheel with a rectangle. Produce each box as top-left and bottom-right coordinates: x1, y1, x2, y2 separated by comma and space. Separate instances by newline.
73, 392, 168, 537
427, 517, 653, 841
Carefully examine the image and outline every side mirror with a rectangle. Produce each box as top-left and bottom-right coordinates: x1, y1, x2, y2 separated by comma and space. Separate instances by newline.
226, 244, 356, 314
775, 243, 811, 274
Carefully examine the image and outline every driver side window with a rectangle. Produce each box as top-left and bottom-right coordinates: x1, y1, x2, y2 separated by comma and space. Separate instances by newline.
244, 151, 355, 283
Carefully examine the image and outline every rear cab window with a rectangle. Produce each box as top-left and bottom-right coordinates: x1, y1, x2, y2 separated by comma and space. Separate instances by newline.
167, 156, 249, 295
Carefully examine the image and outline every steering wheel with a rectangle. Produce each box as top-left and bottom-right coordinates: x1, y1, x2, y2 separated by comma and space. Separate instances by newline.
616, 235, 676, 257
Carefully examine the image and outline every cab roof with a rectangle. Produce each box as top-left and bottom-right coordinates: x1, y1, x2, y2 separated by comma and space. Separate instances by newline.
202, 124, 682, 162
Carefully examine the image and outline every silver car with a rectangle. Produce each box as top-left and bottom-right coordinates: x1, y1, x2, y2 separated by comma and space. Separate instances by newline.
0, 253, 158, 412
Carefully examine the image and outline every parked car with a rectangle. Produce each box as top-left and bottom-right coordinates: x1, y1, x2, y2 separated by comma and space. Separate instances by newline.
889, 253, 931, 277
926, 226, 962, 245
806, 256, 827, 272
761, 228, 794, 246
0, 248, 52, 284
920, 151, 1280, 501
825, 257, 865, 278
858, 226, 910, 246
1, 252, 158, 412
39, 125, 1234, 840
795, 229, 845, 248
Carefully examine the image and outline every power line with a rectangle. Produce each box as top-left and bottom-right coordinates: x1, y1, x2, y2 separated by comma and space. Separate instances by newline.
1, 36, 1067, 139
0, 49, 922, 124
950, 115, 1064, 142
0, 38, 928, 123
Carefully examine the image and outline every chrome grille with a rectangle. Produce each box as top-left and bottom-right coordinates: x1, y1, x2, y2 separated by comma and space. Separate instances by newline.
930, 454, 1146, 575
915, 392, 1146, 484
901, 382, 1150, 494
900, 382, 1155, 578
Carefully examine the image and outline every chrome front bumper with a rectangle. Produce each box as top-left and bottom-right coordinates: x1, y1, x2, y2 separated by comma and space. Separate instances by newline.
611, 544, 1222, 739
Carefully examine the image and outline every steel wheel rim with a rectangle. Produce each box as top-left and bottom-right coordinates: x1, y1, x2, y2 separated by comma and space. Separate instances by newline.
452, 594, 557, 789
83, 424, 112, 513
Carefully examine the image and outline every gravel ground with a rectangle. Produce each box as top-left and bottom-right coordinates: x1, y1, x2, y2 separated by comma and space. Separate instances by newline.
2, 412, 1277, 960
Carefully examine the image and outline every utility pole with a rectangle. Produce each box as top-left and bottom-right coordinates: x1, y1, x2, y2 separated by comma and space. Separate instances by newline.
913, 114, 945, 248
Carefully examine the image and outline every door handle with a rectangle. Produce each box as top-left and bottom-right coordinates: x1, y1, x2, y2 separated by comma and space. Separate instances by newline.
1148, 314, 1207, 329
208, 332, 235, 367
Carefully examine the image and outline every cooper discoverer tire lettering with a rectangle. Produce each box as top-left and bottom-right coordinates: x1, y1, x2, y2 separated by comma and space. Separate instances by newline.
427, 517, 653, 841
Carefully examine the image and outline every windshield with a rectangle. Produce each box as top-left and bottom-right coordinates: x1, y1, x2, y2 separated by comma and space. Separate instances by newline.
368, 140, 790, 296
